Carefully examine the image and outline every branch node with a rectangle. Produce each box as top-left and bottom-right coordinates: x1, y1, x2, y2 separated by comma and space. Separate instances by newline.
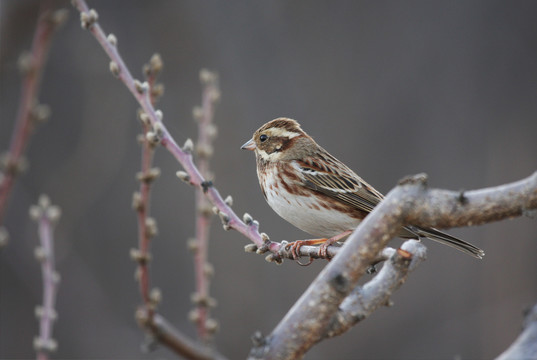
191, 292, 217, 308
175, 171, 191, 184
183, 138, 194, 153
140, 334, 159, 353
143, 53, 163, 77
48, 8, 69, 28
196, 143, 214, 159
205, 318, 219, 334
457, 189, 468, 205
398, 173, 428, 186
218, 211, 230, 229
109, 61, 120, 77
130, 248, 151, 265
151, 83, 165, 99
149, 288, 162, 307
256, 235, 271, 254
131, 191, 144, 211
1, 153, 29, 176
34, 306, 58, 321
329, 273, 350, 294
80, 8, 99, 29
144, 217, 158, 238
46, 206, 62, 223
134, 79, 149, 94
145, 131, 160, 145
265, 253, 283, 265
34, 246, 48, 263
106, 33, 117, 46
30, 103, 51, 124
206, 124, 218, 140
201, 180, 213, 194
29, 206, 43, 221
244, 243, 258, 253
151, 83, 164, 100
243, 213, 254, 225
138, 110, 150, 126
154, 110, 163, 121
192, 106, 203, 121
198, 204, 213, 217
187, 238, 198, 252
224, 195, 233, 206
188, 309, 200, 323
251, 330, 267, 347
204, 262, 215, 278
136, 167, 161, 184
33, 337, 58, 353
17, 51, 34, 75
199, 69, 218, 84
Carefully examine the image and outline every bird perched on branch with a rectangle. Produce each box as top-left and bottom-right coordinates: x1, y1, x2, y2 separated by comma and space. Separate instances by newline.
241, 117, 484, 260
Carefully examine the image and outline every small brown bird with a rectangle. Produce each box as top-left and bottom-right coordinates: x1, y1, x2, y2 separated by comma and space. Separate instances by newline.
241, 117, 484, 259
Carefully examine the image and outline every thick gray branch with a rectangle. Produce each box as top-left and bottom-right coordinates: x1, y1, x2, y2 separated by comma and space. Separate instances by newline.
496, 303, 537, 360
249, 171, 537, 360
327, 240, 427, 339
402, 171, 537, 229
136, 309, 227, 360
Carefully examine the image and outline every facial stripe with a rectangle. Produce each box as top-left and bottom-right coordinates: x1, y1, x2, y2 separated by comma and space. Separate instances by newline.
265, 128, 301, 139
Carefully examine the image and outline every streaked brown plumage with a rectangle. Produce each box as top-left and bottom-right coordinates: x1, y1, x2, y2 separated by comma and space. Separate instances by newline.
241, 117, 484, 259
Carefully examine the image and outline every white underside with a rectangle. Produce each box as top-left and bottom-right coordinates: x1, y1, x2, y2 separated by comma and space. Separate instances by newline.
260, 163, 361, 238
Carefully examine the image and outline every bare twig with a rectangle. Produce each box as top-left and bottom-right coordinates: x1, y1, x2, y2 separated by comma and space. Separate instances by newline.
30, 195, 61, 360
190, 69, 220, 341
327, 240, 426, 338
136, 309, 227, 360
0, 7, 68, 237
250, 172, 537, 359
131, 53, 163, 319
496, 302, 537, 360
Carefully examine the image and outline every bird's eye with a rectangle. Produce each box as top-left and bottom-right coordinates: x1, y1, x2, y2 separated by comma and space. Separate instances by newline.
259, 134, 268, 142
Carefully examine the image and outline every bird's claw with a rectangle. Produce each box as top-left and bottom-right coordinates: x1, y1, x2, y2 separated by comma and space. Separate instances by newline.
284, 240, 314, 266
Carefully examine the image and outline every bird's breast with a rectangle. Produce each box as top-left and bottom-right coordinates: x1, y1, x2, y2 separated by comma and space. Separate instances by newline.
258, 162, 362, 238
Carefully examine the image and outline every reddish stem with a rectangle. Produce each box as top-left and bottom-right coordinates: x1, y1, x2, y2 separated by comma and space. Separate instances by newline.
32, 197, 61, 360
137, 122, 155, 307
193, 73, 219, 340
0, 8, 64, 225
136, 59, 161, 314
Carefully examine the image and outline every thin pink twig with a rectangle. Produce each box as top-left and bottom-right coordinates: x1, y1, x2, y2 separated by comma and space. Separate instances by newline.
133, 54, 163, 315
0, 8, 68, 226
30, 195, 61, 360
191, 70, 220, 341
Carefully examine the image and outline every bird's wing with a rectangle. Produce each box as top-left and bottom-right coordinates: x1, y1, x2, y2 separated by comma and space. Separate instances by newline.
296, 158, 384, 214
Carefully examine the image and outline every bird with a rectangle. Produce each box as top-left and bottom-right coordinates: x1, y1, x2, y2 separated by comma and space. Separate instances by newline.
241, 117, 484, 260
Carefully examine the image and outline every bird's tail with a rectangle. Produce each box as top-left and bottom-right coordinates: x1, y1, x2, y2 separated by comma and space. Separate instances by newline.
405, 226, 485, 259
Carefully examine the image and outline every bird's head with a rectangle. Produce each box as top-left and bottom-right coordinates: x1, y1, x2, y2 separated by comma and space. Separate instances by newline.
241, 117, 313, 162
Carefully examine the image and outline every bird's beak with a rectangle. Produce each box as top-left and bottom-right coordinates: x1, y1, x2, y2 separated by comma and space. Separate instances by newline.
241, 138, 256, 151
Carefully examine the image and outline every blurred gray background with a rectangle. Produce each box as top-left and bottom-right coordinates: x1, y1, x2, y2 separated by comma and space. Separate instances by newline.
1, 1, 537, 359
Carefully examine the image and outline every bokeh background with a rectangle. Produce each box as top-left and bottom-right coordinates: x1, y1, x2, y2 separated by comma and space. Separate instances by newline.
2, 1, 537, 359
